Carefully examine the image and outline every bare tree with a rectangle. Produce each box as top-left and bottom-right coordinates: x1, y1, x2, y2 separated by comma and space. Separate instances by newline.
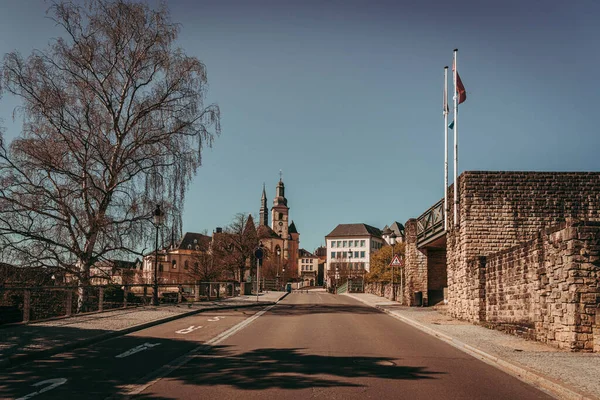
0, 0, 220, 311
221, 213, 258, 282
188, 252, 224, 283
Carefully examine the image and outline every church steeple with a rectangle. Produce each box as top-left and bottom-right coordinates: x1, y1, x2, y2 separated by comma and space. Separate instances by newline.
271, 171, 290, 238
259, 183, 268, 227
274, 170, 287, 207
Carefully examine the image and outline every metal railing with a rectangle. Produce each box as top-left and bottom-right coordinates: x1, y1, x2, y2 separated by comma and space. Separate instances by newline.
416, 198, 445, 246
0, 281, 240, 325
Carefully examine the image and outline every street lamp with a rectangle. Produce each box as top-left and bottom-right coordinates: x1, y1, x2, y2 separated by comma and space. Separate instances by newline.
348, 248, 352, 288
276, 247, 281, 290
389, 231, 397, 302
152, 204, 164, 306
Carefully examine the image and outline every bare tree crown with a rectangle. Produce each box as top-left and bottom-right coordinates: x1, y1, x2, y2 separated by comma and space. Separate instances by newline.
0, 0, 220, 280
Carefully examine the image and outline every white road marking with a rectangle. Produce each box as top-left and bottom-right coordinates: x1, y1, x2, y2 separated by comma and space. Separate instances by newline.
16, 378, 68, 400
116, 305, 275, 398
175, 325, 203, 334
207, 316, 225, 322
115, 342, 161, 358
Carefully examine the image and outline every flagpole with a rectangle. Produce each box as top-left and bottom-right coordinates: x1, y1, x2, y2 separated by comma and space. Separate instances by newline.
444, 66, 449, 231
453, 49, 459, 228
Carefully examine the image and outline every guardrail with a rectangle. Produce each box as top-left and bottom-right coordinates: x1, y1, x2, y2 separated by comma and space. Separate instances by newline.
416, 198, 445, 246
0, 281, 240, 325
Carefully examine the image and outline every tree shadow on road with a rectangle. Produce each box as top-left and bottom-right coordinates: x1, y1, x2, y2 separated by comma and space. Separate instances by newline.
268, 303, 383, 316
133, 345, 443, 398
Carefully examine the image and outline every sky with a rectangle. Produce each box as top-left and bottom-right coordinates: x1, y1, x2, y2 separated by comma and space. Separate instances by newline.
1, 0, 599, 253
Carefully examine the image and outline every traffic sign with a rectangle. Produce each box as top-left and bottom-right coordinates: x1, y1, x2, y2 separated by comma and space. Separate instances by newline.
254, 247, 264, 260
390, 255, 403, 267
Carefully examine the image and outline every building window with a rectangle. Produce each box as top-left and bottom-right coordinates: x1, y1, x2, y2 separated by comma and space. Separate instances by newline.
361, 240, 365, 247
343, 240, 347, 247
158, 264, 163, 272
354, 251, 359, 258
361, 251, 365, 258
331, 241, 336, 248
279, 213, 283, 220
172, 260, 177, 269
331, 252, 336, 258
337, 240, 341, 247
184, 260, 189, 270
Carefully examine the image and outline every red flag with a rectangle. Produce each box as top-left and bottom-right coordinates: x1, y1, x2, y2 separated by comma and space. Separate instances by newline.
452, 61, 467, 104
456, 72, 467, 104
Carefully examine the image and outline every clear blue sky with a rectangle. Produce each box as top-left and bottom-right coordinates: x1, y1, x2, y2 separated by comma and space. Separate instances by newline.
1, 0, 599, 253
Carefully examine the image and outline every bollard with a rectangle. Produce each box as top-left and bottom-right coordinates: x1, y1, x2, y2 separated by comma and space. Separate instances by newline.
143, 286, 148, 305
66, 290, 73, 317
123, 285, 128, 308
23, 289, 31, 323
98, 287, 104, 312
195, 283, 200, 302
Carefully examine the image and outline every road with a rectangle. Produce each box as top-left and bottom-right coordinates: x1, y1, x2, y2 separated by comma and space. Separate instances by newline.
1, 292, 553, 399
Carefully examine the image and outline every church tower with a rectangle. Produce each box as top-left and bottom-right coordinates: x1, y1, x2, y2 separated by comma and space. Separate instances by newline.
259, 183, 268, 227
271, 173, 289, 239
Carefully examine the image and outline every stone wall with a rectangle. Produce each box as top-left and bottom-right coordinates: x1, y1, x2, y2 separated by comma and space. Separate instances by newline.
447, 172, 600, 322
364, 282, 400, 302
425, 248, 447, 305
404, 219, 428, 305
453, 221, 600, 351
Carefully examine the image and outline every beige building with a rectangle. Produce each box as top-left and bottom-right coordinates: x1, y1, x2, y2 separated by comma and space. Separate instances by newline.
297, 249, 319, 287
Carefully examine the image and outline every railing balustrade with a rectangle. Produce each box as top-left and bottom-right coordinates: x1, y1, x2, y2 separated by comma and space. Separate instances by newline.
0, 281, 240, 325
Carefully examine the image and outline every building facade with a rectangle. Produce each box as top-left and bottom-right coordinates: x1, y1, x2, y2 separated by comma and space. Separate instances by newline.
324, 224, 385, 288
297, 249, 319, 287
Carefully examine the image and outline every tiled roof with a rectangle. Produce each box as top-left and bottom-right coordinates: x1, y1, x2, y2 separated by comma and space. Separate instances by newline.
325, 223, 382, 238
314, 246, 327, 257
288, 221, 298, 234
390, 221, 405, 236
257, 225, 281, 239
178, 232, 211, 251
298, 248, 316, 258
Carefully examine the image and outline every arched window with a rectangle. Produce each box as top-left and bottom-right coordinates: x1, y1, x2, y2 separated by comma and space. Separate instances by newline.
172, 260, 177, 269
158, 264, 163, 272
184, 260, 189, 270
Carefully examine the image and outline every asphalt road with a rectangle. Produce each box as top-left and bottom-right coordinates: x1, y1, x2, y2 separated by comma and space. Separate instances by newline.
137, 292, 553, 400
1, 292, 554, 399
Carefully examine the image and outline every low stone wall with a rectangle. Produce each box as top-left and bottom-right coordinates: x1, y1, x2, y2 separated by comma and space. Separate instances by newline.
364, 282, 401, 302
452, 221, 600, 352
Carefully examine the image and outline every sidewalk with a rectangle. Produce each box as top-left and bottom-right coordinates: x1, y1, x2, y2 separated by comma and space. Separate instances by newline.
0, 291, 287, 369
344, 292, 600, 400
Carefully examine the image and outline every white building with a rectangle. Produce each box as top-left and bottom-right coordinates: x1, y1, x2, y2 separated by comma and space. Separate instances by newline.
324, 223, 385, 288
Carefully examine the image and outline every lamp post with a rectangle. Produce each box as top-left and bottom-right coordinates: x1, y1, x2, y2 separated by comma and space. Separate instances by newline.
390, 231, 397, 301
348, 248, 352, 289
152, 204, 164, 306
276, 247, 281, 290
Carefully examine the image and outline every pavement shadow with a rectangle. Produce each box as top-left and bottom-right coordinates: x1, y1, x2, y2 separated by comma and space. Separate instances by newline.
133, 345, 443, 398
267, 303, 383, 316
0, 325, 443, 399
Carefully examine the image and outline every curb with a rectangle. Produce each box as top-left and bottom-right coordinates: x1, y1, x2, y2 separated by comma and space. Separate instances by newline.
344, 293, 593, 400
0, 298, 283, 370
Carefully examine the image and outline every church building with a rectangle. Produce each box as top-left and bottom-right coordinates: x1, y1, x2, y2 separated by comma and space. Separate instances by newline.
256, 176, 300, 279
